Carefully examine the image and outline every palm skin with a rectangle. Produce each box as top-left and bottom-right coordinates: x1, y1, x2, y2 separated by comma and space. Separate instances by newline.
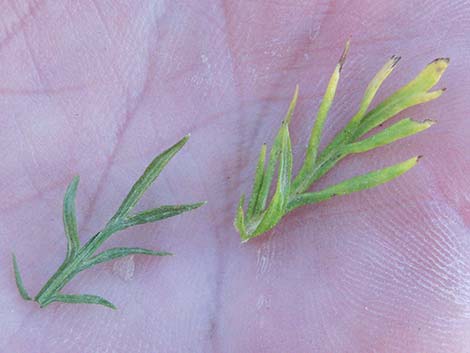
1, 0, 469, 352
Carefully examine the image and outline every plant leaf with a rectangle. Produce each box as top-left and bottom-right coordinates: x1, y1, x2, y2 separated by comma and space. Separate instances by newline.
12, 254, 31, 301
251, 122, 292, 238
292, 59, 447, 194
284, 84, 299, 124
255, 127, 284, 214
63, 176, 80, 261
319, 55, 401, 160
234, 194, 250, 241
253, 86, 298, 214
341, 118, 435, 156
293, 42, 348, 193
118, 202, 206, 230
354, 58, 448, 138
79, 247, 171, 271
287, 156, 420, 211
246, 144, 266, 218
46, 294, 116, 309
354, 56, 401, 122
110, 134, 190, 223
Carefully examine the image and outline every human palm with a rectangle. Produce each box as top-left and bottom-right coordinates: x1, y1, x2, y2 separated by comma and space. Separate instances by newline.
1, 1, 469, 352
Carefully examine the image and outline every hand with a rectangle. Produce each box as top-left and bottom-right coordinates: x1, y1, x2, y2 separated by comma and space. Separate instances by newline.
1, 1, 468, 352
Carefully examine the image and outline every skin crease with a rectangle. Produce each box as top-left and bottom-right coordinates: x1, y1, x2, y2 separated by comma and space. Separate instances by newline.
0, 0, 469, 352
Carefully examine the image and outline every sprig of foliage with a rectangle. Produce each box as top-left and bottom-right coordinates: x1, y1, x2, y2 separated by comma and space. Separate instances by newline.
234, 41, 448, 242
13, 135, 205, 309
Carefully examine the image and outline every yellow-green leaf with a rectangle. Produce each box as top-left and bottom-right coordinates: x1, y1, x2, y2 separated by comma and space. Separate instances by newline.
288, 157, 420, 211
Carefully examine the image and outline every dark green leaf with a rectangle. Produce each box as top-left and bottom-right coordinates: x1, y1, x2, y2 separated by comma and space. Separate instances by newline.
246, 144, 266, 218
80, 247, 171, 271
110, 135, 190, 222
12, 254, 31, 301
119, 202, 206, 230
63, 176, 80, 261
46, 294, 116, 309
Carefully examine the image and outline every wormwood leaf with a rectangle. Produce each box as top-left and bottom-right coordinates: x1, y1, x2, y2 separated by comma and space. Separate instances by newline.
46, 294, 116, 309
287, 156, 420, 212
15, 134, 205, 309
63, 176, 80, 262
234, 42, 448, 242
110, 134, 190, 223
79, 247, 171, 271
12, 254, 31, 301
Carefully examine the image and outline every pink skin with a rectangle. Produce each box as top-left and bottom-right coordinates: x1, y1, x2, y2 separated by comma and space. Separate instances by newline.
1, 0, 469, 352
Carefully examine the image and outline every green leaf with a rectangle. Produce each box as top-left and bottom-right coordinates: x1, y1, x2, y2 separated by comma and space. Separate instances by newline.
287, 156, 420, 211
358, 56, 400, 119
119, 202, 206, 230
110, 134, 190, 223
80, 247, 171, 271
233, 44, 448, 242
341, 118, 435, 156
63, 176, 80, 262
293, 41, 348, 192
254, 86, 298, 214
45, 294, 116, 309
284, 84, 299, 124
234, 194, 250, 241
250, 122, 292, 238
255, 125, 284, 214
319, 55, 400, 158
246, 144, 266, 218
12, 254, 31, 301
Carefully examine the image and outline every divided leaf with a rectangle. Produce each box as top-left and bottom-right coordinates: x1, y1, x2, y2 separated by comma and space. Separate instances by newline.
234, 42, 447, 242
14, 134, 206, 309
